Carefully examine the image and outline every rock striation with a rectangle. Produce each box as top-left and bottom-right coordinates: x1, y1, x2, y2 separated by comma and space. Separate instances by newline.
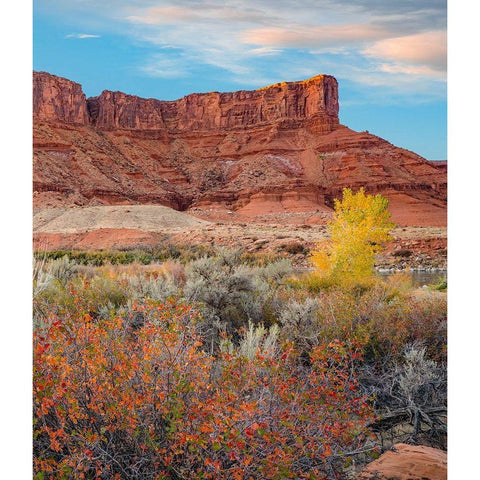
357, 443, 447, 480
36, 72, 339, 133
33, 71, 446, 226
33, 72, 89, 124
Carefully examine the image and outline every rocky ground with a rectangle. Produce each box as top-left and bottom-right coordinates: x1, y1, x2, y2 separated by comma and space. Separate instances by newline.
357, 443, 447, 480
33, 205, 446, 270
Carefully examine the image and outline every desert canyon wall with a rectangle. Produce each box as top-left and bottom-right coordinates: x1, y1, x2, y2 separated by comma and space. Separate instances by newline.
33, 71, 446, 226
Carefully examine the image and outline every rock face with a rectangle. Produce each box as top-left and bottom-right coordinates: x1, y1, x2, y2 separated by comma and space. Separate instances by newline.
33, 71, 447, 226
86, 75, 339, 133
33, 72, 89, 124
358, 443, 447, 480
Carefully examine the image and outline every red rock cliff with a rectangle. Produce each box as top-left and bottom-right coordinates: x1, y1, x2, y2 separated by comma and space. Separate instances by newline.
33, 72, 89, 125
32, 71, 446, 227
34, 71, 339, 133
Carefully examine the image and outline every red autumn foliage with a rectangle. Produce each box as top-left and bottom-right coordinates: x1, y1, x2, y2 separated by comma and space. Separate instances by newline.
33, 298, 373, 479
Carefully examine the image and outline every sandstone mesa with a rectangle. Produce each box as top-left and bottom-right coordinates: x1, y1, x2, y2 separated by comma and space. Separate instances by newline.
33, 71, 446, 227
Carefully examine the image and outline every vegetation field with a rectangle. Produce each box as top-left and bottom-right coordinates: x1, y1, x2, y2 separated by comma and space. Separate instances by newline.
33, 190, 447, 479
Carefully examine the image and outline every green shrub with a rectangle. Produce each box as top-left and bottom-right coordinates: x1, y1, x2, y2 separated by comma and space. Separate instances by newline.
184, 252, 262, 335
430, 278, 447, 291
128, 275, 179, 302
34, 243, 219, 267
363, 343, 447, 448
34, 274, 129, 320
279, 298, 319, 352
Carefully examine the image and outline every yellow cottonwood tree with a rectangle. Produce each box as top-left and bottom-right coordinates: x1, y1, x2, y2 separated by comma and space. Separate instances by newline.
311, 188, 395, 284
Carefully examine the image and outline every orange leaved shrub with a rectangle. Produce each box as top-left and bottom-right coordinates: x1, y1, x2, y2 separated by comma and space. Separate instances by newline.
34, 298, 373, 479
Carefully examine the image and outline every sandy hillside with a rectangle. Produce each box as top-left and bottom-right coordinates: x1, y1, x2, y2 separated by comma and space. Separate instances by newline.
33, 205, 210, 234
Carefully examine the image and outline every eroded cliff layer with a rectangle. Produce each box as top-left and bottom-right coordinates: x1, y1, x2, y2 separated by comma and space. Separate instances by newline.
33, 72, 89, 125
33, 71, 446, 226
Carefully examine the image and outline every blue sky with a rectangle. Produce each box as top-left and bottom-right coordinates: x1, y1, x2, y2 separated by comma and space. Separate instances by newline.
33, 0, 447, 159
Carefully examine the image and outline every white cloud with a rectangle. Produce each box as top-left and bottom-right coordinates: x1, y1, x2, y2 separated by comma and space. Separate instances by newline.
378, 63, 443, 77
43, 0, 446, 101
121, 1, 446, 97
363, 30, 447, 71
139, 55, 190, 78
65, 33, 101, 39
248, 46, 282, 56
127, 7, 195, 25
242, 24, 391, 48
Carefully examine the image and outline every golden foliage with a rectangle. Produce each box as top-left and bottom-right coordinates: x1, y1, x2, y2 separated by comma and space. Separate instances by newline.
311, 188, 395, 285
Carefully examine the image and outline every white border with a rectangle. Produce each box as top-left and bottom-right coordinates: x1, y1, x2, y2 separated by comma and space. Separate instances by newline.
2, 0, 477, 477
448, 0, 480, 477
0, 1, 33, 478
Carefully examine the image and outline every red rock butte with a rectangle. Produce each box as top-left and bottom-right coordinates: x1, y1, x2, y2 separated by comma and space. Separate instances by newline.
33, 71, 446, 226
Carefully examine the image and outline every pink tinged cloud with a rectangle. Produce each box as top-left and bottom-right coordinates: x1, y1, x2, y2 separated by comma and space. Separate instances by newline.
363, 30, 447, 71
127, 7, 195, 25
126, 5, 274, 26
241, 24, 391, 48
